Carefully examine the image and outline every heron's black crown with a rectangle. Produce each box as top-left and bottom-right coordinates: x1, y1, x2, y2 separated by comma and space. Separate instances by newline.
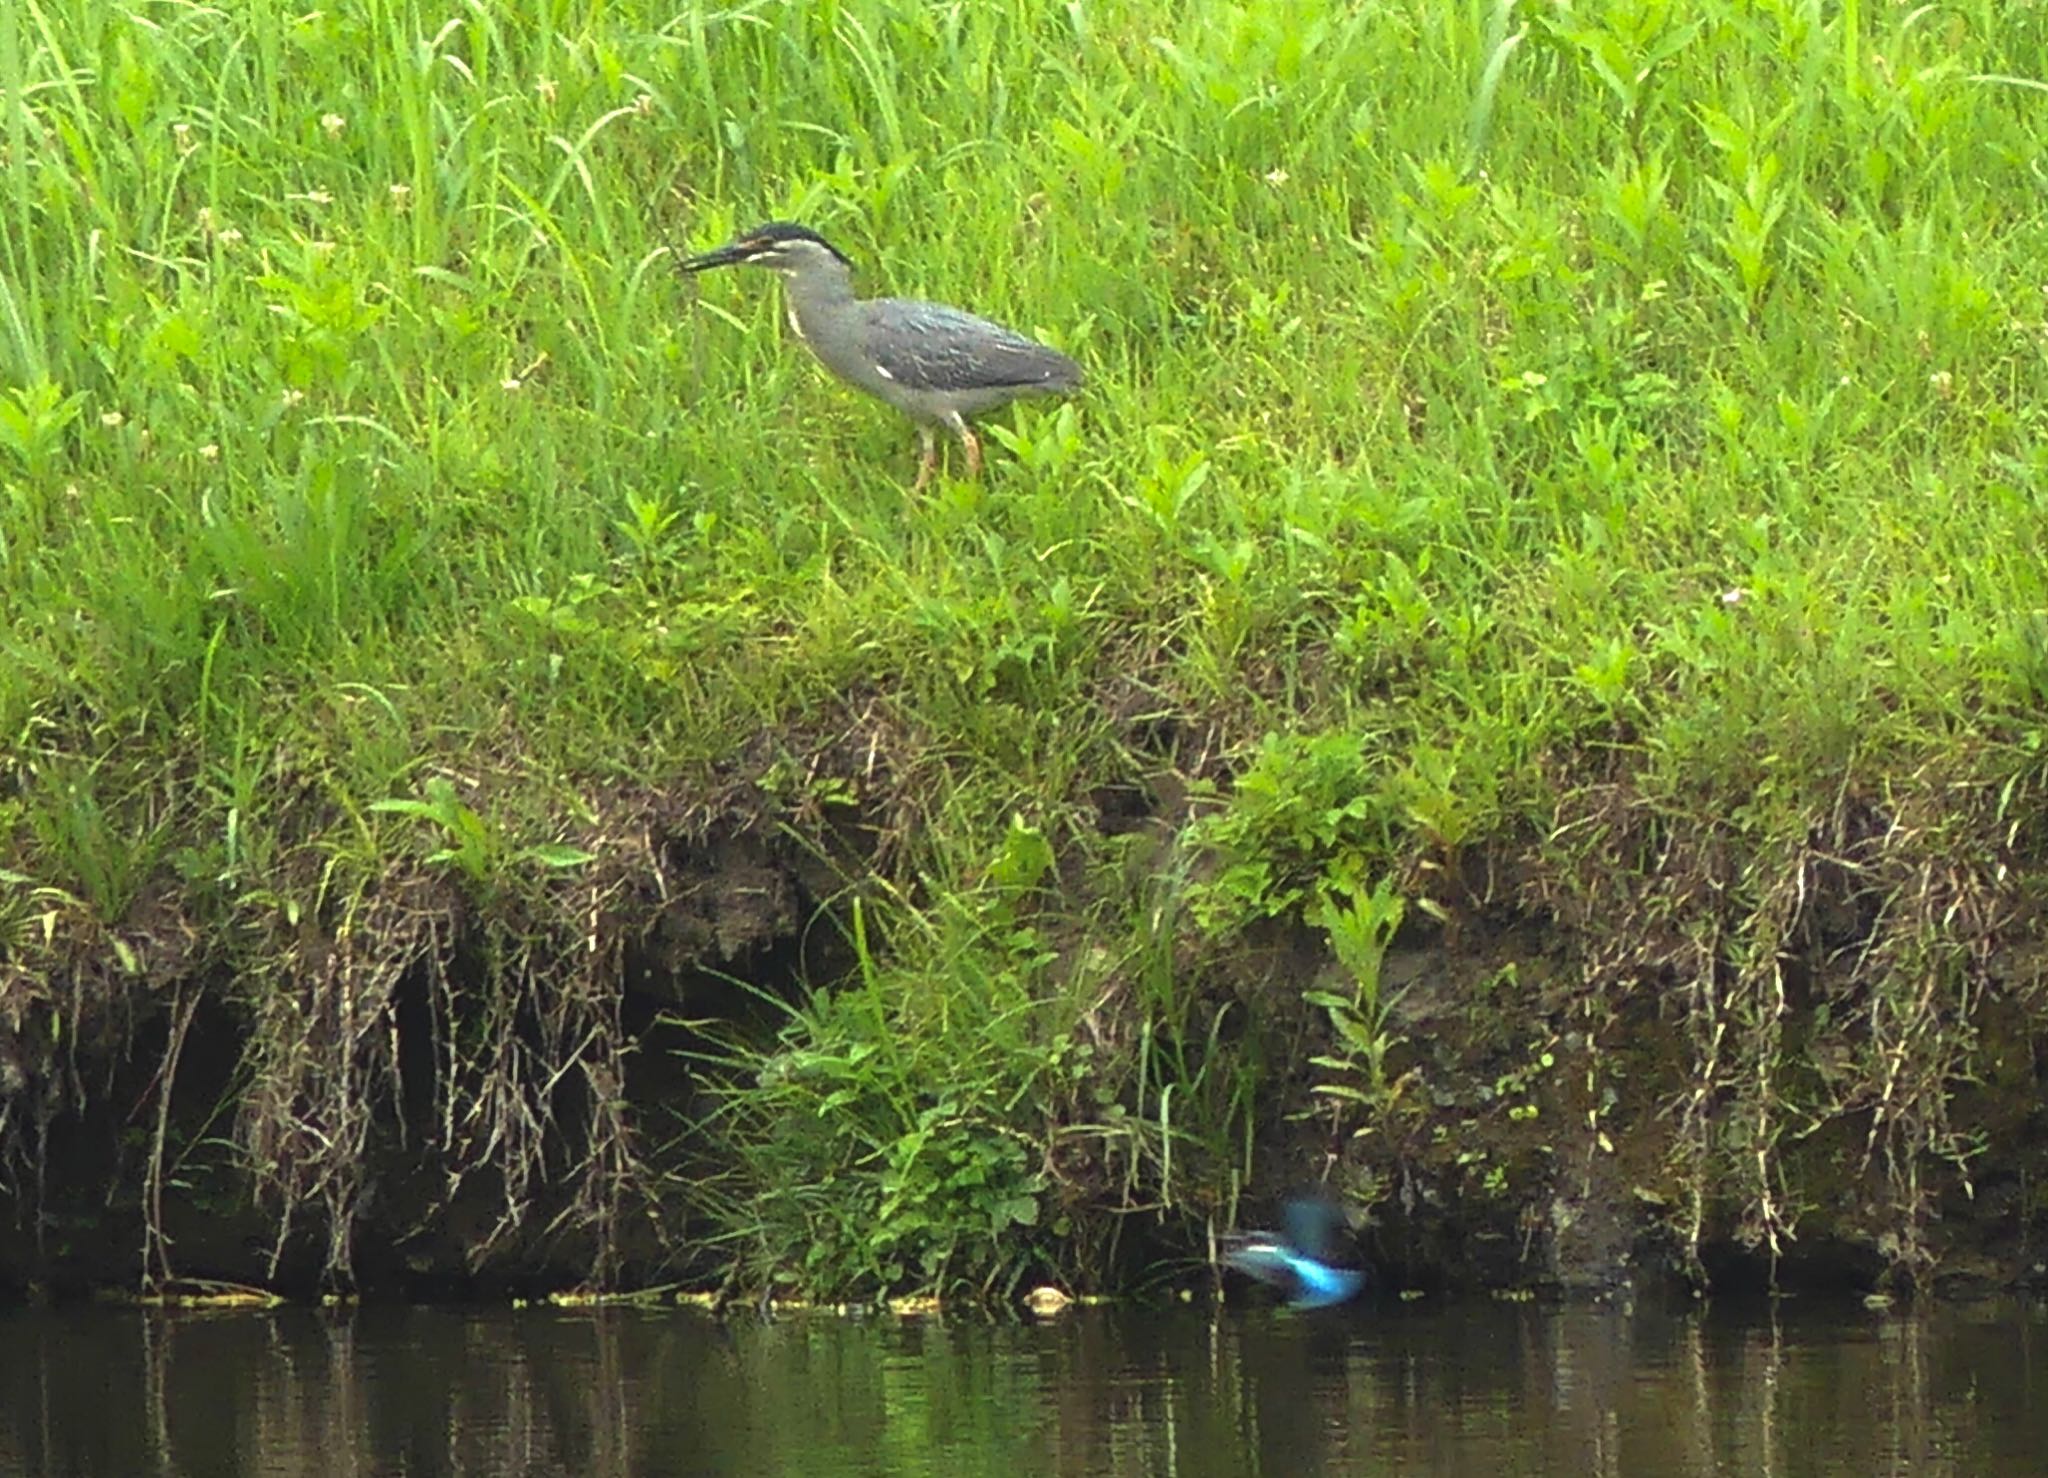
735, 221, 852, 265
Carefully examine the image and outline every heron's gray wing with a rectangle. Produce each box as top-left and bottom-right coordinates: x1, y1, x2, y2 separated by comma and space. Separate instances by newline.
861, 298, 1082, 394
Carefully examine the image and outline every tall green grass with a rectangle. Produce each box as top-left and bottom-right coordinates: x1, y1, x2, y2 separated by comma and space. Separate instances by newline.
4, 0, 2047, 1293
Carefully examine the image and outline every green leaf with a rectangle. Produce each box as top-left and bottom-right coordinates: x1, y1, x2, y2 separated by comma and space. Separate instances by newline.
521, 843, 596, 870
989, 815, 1054, 892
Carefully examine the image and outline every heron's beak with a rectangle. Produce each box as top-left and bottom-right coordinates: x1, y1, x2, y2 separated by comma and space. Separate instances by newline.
678, 238, 760, 273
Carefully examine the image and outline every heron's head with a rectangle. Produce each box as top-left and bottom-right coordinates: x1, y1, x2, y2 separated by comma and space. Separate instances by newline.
679, 221, 853, 276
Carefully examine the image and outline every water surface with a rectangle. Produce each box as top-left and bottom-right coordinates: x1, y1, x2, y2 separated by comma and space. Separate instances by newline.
1, 1297, 2038, 1475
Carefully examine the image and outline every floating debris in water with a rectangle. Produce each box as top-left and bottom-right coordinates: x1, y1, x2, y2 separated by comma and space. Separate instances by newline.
1022, 1286, 1073, 1317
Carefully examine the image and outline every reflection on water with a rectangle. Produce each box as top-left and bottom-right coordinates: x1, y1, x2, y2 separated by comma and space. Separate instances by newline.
0, 1297, 2039, 1476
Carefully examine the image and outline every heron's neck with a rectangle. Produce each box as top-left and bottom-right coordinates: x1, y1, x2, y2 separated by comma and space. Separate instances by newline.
781, 259, 857, 338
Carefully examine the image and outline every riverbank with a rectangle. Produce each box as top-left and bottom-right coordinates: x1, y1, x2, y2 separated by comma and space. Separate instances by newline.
3, 0, 2046, 1301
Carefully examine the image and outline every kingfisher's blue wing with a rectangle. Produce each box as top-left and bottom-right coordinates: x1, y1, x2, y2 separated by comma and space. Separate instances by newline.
1288, 1257, 1366, 1308
1281, 1193, 1350, 1264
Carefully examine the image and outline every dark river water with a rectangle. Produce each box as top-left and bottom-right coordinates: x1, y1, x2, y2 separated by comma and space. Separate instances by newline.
0, 1297, 2038, 1475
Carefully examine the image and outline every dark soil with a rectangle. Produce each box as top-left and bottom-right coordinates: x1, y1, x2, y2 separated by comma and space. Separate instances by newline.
4, 804, 2047, 1305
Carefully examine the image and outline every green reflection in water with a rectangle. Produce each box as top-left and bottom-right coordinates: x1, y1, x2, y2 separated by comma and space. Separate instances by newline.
0, 1301, 2041, 1476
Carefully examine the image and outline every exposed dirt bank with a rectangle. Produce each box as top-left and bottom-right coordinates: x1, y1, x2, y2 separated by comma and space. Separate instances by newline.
4, 771, 2045, 1304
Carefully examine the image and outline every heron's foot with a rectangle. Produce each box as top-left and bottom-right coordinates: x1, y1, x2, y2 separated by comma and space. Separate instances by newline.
911, 432, 939, 493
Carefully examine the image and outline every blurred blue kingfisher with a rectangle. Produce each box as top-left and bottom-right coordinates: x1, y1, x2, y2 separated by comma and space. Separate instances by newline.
1219, 1190, 1367, 1309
